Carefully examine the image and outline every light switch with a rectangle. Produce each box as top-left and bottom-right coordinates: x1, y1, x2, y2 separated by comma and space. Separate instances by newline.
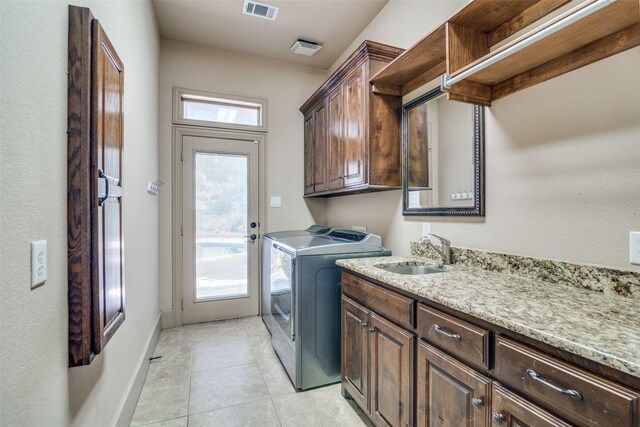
31, 240, 47, 288
270, 196, 282, 208
630, 232, 640, 265
422, 223, 431, 237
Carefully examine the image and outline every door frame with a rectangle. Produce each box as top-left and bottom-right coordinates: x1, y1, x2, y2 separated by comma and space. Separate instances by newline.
172, 126, 266, 327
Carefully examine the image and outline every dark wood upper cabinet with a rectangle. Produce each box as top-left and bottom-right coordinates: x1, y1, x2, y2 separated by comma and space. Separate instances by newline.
327, 85, 344, 190
312, 99, 329, 193
343, 64, 366, 188
303, 113, 314, 194
68, 5, 125, 367
300, 41, 403, 197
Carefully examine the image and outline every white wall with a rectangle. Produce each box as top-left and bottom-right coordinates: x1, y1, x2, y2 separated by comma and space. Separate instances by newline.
158, 40, 328, 321
326, 0, 640, 272
0, 1, 160, 426
328, 0, 466, 74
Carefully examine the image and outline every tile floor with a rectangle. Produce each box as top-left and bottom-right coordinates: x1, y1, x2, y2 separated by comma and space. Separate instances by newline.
130, 316, 373, 426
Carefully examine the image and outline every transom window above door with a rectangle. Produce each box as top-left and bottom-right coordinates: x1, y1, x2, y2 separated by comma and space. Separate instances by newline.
173, 87, 267, 132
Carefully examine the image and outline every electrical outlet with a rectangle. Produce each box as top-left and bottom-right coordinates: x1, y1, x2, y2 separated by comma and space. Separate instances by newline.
630, 232, 640, 265
422, 223, 431, 237
270, 196, 282, 208
31, 240, 47, 288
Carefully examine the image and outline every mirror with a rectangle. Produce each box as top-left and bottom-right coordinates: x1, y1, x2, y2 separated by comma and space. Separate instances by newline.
402, 88, 485, 216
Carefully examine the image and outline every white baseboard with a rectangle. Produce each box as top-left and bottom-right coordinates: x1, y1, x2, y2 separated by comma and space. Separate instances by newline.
161, 309, 175, 329
111, 313, 162, 427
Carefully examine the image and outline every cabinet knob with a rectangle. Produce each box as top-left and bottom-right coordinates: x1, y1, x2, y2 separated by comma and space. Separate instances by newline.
492, 413, 505, 424
472, 398, 484, 408
369, 327, 376, 333
361, 322, 368, 327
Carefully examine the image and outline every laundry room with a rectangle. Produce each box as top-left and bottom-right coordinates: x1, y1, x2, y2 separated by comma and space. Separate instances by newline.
1, 0, 640, 426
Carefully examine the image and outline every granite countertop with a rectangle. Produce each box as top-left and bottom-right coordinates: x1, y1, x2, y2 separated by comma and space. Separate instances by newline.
337, 256, 640, 379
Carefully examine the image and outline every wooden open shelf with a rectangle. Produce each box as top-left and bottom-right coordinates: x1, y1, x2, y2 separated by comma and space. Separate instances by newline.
370, 25, 446, 97
370, 0, 640, 105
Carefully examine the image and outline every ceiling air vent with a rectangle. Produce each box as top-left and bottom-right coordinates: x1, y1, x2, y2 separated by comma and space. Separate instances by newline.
290, 39, 322, 56
243, 0, 279, 21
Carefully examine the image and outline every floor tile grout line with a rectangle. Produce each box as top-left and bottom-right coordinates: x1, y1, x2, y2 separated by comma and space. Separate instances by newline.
269, 394, 285, 427
248, 324, 291, 427
135, 414, 187, 427
189, 360, 259, 378
186, 395, 275, 419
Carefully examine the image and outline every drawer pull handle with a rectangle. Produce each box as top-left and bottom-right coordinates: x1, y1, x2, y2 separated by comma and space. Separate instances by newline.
472, 398, 484, 408
433, 324, 462, 341
526, 369, 583, 401
491, 413, 505, 424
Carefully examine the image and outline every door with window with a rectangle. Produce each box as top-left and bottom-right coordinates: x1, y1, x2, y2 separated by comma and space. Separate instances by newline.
181, 133, 259, 323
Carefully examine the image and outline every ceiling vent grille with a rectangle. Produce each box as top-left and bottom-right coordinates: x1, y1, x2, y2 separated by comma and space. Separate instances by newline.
243, 0, 279, 21
290, 39, 322, 56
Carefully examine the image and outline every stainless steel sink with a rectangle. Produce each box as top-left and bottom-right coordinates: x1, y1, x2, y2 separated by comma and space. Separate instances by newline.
381, 265, 444, 275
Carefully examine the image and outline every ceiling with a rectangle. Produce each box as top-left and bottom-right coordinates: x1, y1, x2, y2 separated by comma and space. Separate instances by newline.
152, 0, 388, 69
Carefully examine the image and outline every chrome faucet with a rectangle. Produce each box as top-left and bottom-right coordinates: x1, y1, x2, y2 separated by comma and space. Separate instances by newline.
420, 233, 451, 266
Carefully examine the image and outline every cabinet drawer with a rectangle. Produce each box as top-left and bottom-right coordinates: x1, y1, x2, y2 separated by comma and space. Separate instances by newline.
492, 382, 572, 427
494, 336, 640, 427
417, 304, 490, 370
342, 273, 414, 329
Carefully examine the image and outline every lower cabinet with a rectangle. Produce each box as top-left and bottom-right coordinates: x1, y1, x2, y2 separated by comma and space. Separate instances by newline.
341, 272, 640, 427
342, 295, 370, 411
417, 342, 491, 427
342, 295, 414, 427
370, 312, 414, 427
491, 383, 572, 427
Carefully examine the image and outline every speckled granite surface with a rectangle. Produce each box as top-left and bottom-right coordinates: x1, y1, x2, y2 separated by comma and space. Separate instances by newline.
336, 256, 640, 379
411, 242, 640, 299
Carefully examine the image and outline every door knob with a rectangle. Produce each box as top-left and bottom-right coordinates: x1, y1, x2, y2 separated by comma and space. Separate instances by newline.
246, 234, 257, 241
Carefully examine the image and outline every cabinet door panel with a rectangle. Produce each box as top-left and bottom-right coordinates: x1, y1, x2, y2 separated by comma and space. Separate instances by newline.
370, 312, 413, 427
342, 295, 370, 411
92, 19, 125, 351
313, 100, 328, 192
417, 342, 490, 427
328, 85, 344, 190
304, 113, 314, 194
343, 64, 366, 187
492, 383, 573, 427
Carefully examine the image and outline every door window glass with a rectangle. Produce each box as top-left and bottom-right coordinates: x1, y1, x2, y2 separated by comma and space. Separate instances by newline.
194, 151, 248, 300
